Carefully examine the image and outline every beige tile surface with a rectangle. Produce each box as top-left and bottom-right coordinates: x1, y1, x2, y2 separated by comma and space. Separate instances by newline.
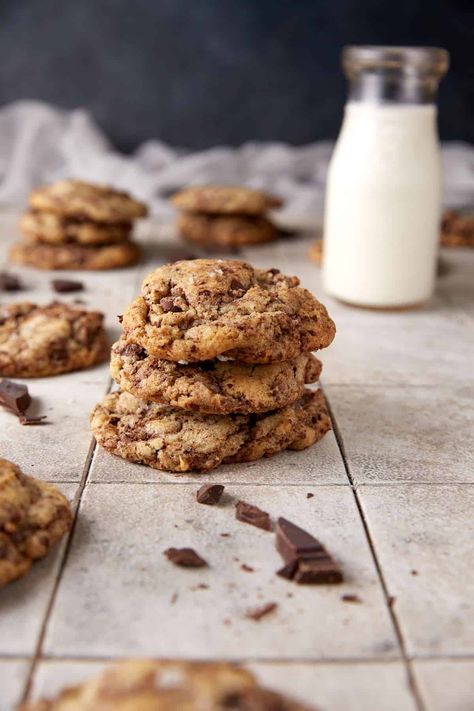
359, 485, 474, 657
0, 659, 29, 711
414, 658, 474, 711
325, 385, 474, 484
44, 484, 397, 660
0, 484, 77, 656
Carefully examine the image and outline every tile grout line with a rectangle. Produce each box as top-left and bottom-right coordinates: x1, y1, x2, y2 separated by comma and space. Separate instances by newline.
323, 389, 428, 711
18, 240, 150, 703
19, 377, 114, 704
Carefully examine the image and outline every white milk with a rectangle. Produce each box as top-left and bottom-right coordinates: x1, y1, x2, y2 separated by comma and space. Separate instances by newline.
323, 102, 442, 308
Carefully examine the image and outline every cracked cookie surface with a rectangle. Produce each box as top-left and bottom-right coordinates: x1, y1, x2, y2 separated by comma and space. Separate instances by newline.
29, 179, 148, 223
171, 185, 282, 215
111, 339, 322, 414
0, 458, 72, 588
20, 210, 132, 246
90, 388, 330, 473
0, 302, 108, 377
19, 659, 315, 710
10, 240, 140, 270
178, 212, 276, 247
121, 259, 335, 363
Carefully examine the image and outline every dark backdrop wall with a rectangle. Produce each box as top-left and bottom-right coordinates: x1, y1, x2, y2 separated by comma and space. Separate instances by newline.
0, 0, 472, 151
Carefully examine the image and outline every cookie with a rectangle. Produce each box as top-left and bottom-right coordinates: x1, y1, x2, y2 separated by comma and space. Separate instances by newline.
90, 388, 330, 472
121, 259, 335, 363
10, 240, 140, 270
177, 212, 276, 248
0, 302, 108, 377
171, 185, 282, 215
111, 338, 322, 413
308, 238, 323, 266
29, 179, 148, 224
19, 210, 132, 246
440, 209, 474, 247
0, 458, 72, 588
19, 659, 315, 710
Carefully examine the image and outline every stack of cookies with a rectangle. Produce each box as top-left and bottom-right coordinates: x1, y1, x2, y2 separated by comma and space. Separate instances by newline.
91, 258, 336, 473
171, 185, 282, 250
12, 179, 148, 270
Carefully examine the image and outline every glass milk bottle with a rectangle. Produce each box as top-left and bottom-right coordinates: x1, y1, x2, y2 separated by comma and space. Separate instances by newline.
323, 46, 449, 309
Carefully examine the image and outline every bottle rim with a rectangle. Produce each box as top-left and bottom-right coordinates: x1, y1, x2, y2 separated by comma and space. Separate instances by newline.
342, 45, 449, 78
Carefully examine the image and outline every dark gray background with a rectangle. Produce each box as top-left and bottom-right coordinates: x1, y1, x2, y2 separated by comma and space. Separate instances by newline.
0, 0, 472, 151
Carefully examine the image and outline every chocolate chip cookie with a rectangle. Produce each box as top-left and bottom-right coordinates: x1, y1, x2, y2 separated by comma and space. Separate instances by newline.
121, 259, 335, 363
90, 388, 330, 472
29, 179, 148, 224
308, 238, 323, 266
0, 458, 72, 588
111, 338, 322, 413
20, 210, 132, 246
440, 209, 474, 247
171, 185, 282, 215
19, 659, 315, 710
0, 302, 108, 377
10, 240, 140, 270
177, 212, 276, 248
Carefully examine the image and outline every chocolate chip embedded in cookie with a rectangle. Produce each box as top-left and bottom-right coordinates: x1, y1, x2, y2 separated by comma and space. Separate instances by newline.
29, 179, 148, 224
0, 301, 108, 377
177, 212, 277, 248
171, 185, 282, 215
90, 388, 330, 473
10, 240, 140, 270
19, 210, 132, 246
111, 339, 322, 413
18, 659, 316, 710
0, 458, 72, 588
121, 259, 335, 363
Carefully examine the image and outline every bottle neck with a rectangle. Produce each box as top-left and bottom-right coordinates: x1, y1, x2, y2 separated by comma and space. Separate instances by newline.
348, 70, 440, 105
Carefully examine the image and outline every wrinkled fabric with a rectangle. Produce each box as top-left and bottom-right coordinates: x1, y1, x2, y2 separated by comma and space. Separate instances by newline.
0, 100, 472, 228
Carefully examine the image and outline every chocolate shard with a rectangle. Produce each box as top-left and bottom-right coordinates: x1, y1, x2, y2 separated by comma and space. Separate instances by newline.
293, 558, 343, 585
342, 594, 362, 604
276, 517, 324, 563
245, 602, 278, 621
275, 517, 343, 585
0, 379, 47, 425
0, 272, 22, 291
164, 547, 207, 568
196, 483, 224, 506
51, 279, 84, 293
276, 561, 298, 580
235, 501, 272, 531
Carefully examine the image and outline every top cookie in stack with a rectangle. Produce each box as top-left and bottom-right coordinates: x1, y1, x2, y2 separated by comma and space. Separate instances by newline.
91, 258, 336, 473
12, 180, 148, 270
171, 185, 283, 249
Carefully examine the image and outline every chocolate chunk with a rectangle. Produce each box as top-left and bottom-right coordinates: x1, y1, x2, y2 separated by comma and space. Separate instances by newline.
117, 314, 123, 323
411, 569, 419, 576
230, 278, 244, 292
276, 517, 323, 563
276, 561, 298, 580
241, 564, 255, 573
164, 547, 207, 568
245, 602, 278, 621
388, 595, 396, 608
51, 279, 84, 293
275, 517, 343, 585
306, 492, 314, 499
160, 297, 183, 313
0, 272, 21, 291
196, 483, 224, 506
235, 501, 272, 531
342, 594, 362, 603
293, 558, 343, 585
0, 379, 47, 425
